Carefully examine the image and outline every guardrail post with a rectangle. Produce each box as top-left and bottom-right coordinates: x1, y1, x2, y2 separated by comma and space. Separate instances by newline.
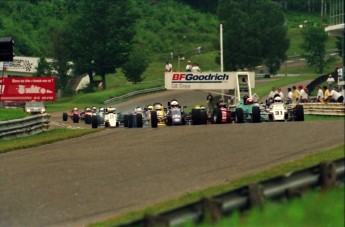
143, 214, 169, 227
201, 197, 223, 222
248, 183, 264, 210
319, 161, 336, 191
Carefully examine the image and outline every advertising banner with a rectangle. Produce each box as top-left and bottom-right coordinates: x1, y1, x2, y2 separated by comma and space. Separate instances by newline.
0, 77, 56, 101
165, 72, 254, 90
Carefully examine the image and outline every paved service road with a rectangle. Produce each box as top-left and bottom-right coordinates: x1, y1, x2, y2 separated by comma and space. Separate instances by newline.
0, 119, 344, 226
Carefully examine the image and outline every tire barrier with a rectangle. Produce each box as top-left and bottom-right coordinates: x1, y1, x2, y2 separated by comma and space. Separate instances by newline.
119, 158, 344, 227
302, 103, 345, 116
0, 113, 50, 140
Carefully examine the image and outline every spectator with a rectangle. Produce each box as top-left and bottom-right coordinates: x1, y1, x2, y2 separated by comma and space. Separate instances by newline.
323, 86, 331, 103
326, 74, 335, 88
186, 61, 192, 72
191, 63, 201, 72
298, 85, 308, 103
316, 85, 324, 102
329, 87, 344, 103
287, 87, 293, 103
268, 87, 277, 100
165, 61, 172, 72
206, 93, 213, 110
292, 85, 300, 102
277, 88, 284, 99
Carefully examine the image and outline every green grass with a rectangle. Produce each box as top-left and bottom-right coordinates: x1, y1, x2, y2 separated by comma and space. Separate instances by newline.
0, 128, 101, 154
90, 145, 344, 227
0, 108, 29, 121
193, 186, 344, 227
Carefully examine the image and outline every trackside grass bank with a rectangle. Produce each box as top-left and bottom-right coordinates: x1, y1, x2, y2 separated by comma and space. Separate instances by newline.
0, 108, 29, 121
0, 128, 101, 154
90, 145, 344, 227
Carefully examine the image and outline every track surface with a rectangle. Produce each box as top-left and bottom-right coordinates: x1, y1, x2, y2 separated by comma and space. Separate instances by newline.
1, 91, 344, 227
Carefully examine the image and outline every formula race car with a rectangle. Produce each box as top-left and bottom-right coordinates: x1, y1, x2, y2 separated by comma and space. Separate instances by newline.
62, 107, 80, 123
165, 99, 187, 126
230, 96, 262, 123
189, 105, 208, 125
123, 106, 144, 128
211, 102, 232, 124
103, 107, 120, 127
261, 96, 304, 122
150, 102, 167, 128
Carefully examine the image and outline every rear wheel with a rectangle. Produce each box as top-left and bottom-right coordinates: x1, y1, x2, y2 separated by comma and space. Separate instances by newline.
128, 115, 134, 128
192, 109, 201, 125
200, 111, 208, 125
136, 113, 143, 128
91, 116, 98, 128
123, 115, 129, 127
294, 105, 304, 121
252, 106, 261, 123
72, 114, 79, 123
62, 113, 68, 121
151, 111, 158, 128
235, 108, 244, 123
85, 115, 91, 124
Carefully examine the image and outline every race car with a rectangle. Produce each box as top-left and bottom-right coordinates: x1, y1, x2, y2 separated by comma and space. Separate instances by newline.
165, 99, 187, 126
261, 96, 304, 122
80, 107, 94, 124
230, 96, 262, 123
103, 107, 120, 127
123, 106, 144, 128
150, 102, 167, 128
189, 105, 208, 125
62, 107, 80, 123
211, 102, 232, 124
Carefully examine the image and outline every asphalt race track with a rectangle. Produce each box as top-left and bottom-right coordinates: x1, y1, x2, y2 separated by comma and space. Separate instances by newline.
1, 91, 344, 227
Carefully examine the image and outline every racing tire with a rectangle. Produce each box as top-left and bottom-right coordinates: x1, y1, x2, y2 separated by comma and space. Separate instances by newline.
192, 109, 201, 125
91, 116, 98, 128
85, 115, 92, 124
136, 113, 143, 128
151, 111, 158, 128
235, 108, 244, 123
116, 122, 119, 127
294, 105, 304, 121
62, 113, 68, 121
128, 115, 134, 128
215, 108, 222, 124
72, 114, 79, 123
123, 115, 129, 127
105, 122, 109, 128
166, 117, 172, 126
252, 106, 261, 123
200, 111, 208, 125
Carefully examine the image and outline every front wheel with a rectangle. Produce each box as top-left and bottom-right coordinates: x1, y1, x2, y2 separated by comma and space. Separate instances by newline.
235, 108, 244, 123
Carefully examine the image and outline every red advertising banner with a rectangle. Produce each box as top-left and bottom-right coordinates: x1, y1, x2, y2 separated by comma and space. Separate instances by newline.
0, 77, 56, 101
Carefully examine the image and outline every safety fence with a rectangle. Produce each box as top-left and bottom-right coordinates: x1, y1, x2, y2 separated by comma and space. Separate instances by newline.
103, 87, 166, 105
302, 103, 345, 116
0, 113, 50, 140
119, 158, 344, 227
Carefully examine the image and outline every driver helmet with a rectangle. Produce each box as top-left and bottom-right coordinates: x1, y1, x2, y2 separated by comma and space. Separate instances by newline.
148, 105, 154, 111
99, 107, 104, 112
154, 103, 162, 110
135, 106, 143, 112
86, 107, 91, 111
274, 96, 282, 103
194, 104, 200, 109
170, 100, 179, 108
92, 106, 97, 112
219, 102, 227, 108
200, 105, 206, 110
246, 98, 253, 105
73, 107, 78, 111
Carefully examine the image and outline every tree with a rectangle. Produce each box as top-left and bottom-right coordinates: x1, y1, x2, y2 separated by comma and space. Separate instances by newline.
122, 46, 150, 83
217, 0, 289, 74
34, 57, 53, 77
68, 0, 137, 90
301, 25, 328, 73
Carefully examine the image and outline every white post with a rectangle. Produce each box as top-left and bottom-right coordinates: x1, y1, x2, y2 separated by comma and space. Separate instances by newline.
220, 24, 224, 101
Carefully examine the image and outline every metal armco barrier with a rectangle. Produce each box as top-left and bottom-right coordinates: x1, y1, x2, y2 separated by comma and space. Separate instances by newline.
119, 158, 345, 227
302, 103, 345, 116
103, 87, 166, 105
0, 113, 50, 140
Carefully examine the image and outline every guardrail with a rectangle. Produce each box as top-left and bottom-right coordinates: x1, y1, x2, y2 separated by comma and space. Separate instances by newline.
119, 158, 344, 227
0, 113, 50, 140
103, 87, 166, 105
302, 103, 345, 116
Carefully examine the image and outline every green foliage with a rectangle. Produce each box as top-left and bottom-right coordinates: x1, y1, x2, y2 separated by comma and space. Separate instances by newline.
122, 46, 150, 83
34, 57, 53, 77
301, 25, 329, 73
0, 108, 28, 121
217, 0, 289, 74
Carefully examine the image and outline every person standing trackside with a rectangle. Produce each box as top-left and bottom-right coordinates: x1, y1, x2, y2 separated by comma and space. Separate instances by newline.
329, 87, 344, 103
191, 63, 201, 72
292, 85, 300, 103
206, 93, 213, 111
316, 85, 324, 102
165, 61, 172, 72
186, 61, 192, 72
327, 74, 335, 88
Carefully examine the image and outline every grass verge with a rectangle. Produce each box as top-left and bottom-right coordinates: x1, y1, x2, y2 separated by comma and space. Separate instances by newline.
0, 128, 102, 154
90, 145, 345, 227
0, 108, 29, 121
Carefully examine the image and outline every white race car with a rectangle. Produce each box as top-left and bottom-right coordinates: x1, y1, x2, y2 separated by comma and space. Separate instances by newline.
104, 107, 120, 127
261, 96, 304, 122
